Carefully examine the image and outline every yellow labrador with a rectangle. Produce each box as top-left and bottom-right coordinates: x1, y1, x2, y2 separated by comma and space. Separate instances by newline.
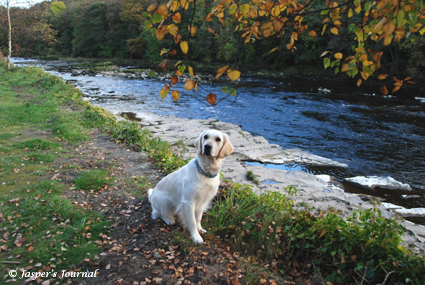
148, 130, 233, 244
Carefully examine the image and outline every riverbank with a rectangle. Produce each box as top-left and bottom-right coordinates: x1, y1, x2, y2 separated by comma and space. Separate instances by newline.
2, 61, 425, 284
115, 110, 425, 250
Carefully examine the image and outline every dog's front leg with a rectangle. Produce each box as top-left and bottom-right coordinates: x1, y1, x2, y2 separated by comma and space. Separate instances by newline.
183, 203, 204, 244
195, 208, 207, 234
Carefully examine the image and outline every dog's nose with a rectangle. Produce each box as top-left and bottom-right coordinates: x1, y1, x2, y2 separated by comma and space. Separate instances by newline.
203, 144, 212, 156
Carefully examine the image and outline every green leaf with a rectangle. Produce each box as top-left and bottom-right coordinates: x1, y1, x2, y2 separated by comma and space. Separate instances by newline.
221, 86, 228, 93
229, 88, 237, 96
179, 64, 187, 73
324, 57, 331, 69
149, 71, 156, 77
144, 20, 151, 28
152, 13, 163, 24
320, 9, 329, 15
142, 12, 149, 18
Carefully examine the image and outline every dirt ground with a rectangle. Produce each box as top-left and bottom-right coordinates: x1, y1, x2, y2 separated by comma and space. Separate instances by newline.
45, 131, 321, 285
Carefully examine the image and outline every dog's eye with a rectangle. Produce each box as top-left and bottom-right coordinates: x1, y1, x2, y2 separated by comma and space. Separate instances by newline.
215, 137, 221, 142
204, 135, 209, 139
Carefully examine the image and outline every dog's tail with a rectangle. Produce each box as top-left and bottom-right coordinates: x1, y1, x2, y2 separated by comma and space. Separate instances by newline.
148, 188, 154, 202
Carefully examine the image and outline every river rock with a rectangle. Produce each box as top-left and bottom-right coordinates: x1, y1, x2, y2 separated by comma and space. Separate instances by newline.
345, 176, 412, 191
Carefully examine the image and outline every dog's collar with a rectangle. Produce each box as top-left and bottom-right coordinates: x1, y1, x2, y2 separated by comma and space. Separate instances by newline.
194, 158, 218, 178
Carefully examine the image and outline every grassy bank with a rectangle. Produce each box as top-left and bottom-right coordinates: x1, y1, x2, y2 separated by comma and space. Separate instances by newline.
1, 60, 424, 284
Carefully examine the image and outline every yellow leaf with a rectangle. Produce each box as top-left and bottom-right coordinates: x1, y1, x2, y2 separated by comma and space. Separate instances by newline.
171, 90, 179, 101
360, 71, 369, 80
355, 4, 361, 14
207, 27, 215, 34
384, 36, 392, 46
147, 4, 157, 13
330, 27, 339, 34
319, 230, 326, 238
172, 12, 181, 23
334, 52, 342, 60
189, 66, 193, 76
378, 74, 388, 80
348, 8, 353, 18
175, 70, 183, 76
180, 41, 188, 54
309, 30, 317, 37
392, 86, 401, 93
188, 25, 197, 37
263, 29, 272, 38
180, 0, 189, 10
171, 0, 179, 12
215, 73, 223, 80
160, 88, 169, 101
357, 79, 362, 87
185, 79, 195, 90
216, 65, 229, 74
227, 69, 241, 82
261, 22, 273, 30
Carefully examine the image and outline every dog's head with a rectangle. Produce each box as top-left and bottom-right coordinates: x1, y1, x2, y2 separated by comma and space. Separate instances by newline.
195, 130, 233, 159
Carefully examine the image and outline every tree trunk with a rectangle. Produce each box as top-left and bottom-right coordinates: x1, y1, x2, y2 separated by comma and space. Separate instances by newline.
7, 0, 12, 70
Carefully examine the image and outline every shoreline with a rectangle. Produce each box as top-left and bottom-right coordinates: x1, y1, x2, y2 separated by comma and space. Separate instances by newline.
112, 110, 425, 253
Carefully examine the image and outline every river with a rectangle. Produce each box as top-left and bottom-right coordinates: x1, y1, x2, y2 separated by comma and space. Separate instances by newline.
12, 58, 425, 212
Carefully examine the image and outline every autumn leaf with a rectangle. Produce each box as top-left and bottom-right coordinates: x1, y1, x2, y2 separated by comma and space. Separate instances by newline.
175, 70, 183, 76
174, 34, 182, 44
207, 27, 215, 34
357, 79, 362, 87
341, 63, 348, 72
171, 90, 179, 101
185, 79, 196, 90
160, 88, 169, 101
206, 93, 217, 105
380, 85, 388, 95
28, 246, 34, 252
171, 75, 178, 85
392, 86, 401, 93
155, 28, 166, 42
180, 41, 189, 54
309, 30, 317, 37
272, 17, 284, 32
157, 59, 169, 72
372, 51, 383, 69
330, 27, 339, 34
180, 0, 189, 10
147, 4, 157, 13
188, 25, 197, 37
172, 12, 181, 23
334, 52, 342, 60
188, 66, 194, 76
227, 69, 241, 82
156, 5, 168, 18
169, 49, 177, 55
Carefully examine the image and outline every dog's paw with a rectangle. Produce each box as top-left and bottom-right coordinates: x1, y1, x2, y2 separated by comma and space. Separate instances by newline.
191, 234, 204, 244
198, 227, 207, 234
163, 218, 175, 226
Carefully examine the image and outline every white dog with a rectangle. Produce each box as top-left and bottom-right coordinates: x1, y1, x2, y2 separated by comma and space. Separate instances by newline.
148, 130, 233, 244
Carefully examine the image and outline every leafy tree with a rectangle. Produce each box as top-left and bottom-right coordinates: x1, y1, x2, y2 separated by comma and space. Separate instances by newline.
145, 0, 425, 104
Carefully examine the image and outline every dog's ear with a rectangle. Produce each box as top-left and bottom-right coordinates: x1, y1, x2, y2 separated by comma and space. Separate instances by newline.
218, 133, 234, 158
195, 131, 204, 155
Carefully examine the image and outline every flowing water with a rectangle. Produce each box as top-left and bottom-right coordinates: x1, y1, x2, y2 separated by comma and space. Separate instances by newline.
12, 58, 425, 213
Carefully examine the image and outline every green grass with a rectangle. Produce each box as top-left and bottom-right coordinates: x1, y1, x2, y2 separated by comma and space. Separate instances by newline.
0, 61, 110, 280
75, 169, 110, 191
